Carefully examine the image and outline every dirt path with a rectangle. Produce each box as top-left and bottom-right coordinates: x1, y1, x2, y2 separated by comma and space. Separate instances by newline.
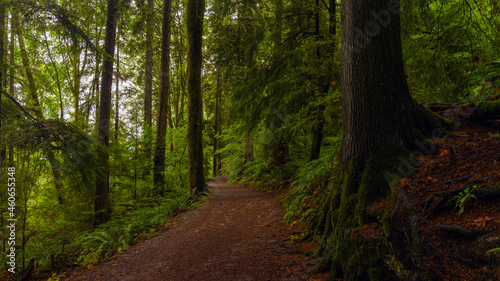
62, 176, 324, 281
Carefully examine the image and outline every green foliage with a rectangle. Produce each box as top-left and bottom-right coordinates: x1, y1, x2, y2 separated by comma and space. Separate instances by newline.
469, 61, 500, 101
448, 185, 479, 216
487, 247, 500, 253
402, 0, 499, 103
74, 190, 189, 268
283, 148, 337, 225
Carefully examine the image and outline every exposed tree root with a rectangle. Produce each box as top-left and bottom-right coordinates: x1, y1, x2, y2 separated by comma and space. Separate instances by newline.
422, 184, 500, 219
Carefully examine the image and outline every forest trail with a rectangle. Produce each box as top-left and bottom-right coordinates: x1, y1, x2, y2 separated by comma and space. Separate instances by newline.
62, 176, 324, 281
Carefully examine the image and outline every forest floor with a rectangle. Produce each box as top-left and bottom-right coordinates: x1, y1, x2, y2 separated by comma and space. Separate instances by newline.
362, 117, 500, 281
397, 118, 500, 280
59, 176, 328, 281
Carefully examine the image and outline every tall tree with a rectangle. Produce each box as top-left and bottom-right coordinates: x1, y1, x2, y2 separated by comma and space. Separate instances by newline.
309, 0, 336, 161
186, 0, 207, 196
143, 0, 154, 160
153, 0, 172, 195
212, 64, 221, 177
317, 0, 450, 278
242, 0, 257, 164
95, 0, 119, 225
114, 31, 120, 139
8, 12, 14, 165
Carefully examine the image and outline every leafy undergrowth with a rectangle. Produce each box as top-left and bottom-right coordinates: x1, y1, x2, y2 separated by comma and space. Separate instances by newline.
74, 192, 192, 270
6, 189, 195, 281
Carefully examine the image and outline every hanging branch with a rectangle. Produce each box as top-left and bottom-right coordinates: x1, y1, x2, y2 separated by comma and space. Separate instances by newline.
0, 90, 43, 128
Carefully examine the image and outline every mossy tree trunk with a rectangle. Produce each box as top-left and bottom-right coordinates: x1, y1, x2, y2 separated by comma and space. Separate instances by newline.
95, 0, 119, 225
153, 0, 172, 196
186, 0, 207, 196
317, 0, 450, 279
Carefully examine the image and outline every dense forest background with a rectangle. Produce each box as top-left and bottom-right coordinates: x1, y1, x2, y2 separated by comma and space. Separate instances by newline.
0, 0, 498, 278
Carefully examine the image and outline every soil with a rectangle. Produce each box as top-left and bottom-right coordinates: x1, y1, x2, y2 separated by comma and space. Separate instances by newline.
362, 119, 500, 281
396, 120, 500, 280
60, 176, 328, 281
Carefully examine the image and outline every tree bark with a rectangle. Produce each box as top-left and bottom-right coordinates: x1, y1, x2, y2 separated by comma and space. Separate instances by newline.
317, 0, 450, 278
95, 0, 119, 225
144, 0, 154, 160
213, 66, 221, 177
92, 27, 102, 134
114, 35, 120, 139
186, 0, 207, 196
153, 0, 172, 196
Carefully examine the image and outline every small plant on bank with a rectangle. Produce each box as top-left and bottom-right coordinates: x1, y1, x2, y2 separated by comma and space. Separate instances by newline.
448, 185, 479, 216
487, 247, 500, 253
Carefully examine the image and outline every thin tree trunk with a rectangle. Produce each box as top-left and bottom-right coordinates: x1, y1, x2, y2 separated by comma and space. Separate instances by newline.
242, 0, 257, 165
153, 0, 172, 196
114, 36, 119, 139
186, 0, 207, 196
144, 0, 154, 160
43, 30, 64, 119
212, 67, 221, 177
309, 0, 336, 161
8, 13, 14, 166
329, 0, 336, 36
93, 27, 101, 134
72, 51, 81, 126
95, 0, 119, 225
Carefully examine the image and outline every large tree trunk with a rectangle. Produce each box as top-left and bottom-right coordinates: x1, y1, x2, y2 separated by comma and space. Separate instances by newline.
153, 0, 172, 196
95, 0, 119, 225
186, 0, 207, 196
317, 0, 450, 279
144, 0, 154, 160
